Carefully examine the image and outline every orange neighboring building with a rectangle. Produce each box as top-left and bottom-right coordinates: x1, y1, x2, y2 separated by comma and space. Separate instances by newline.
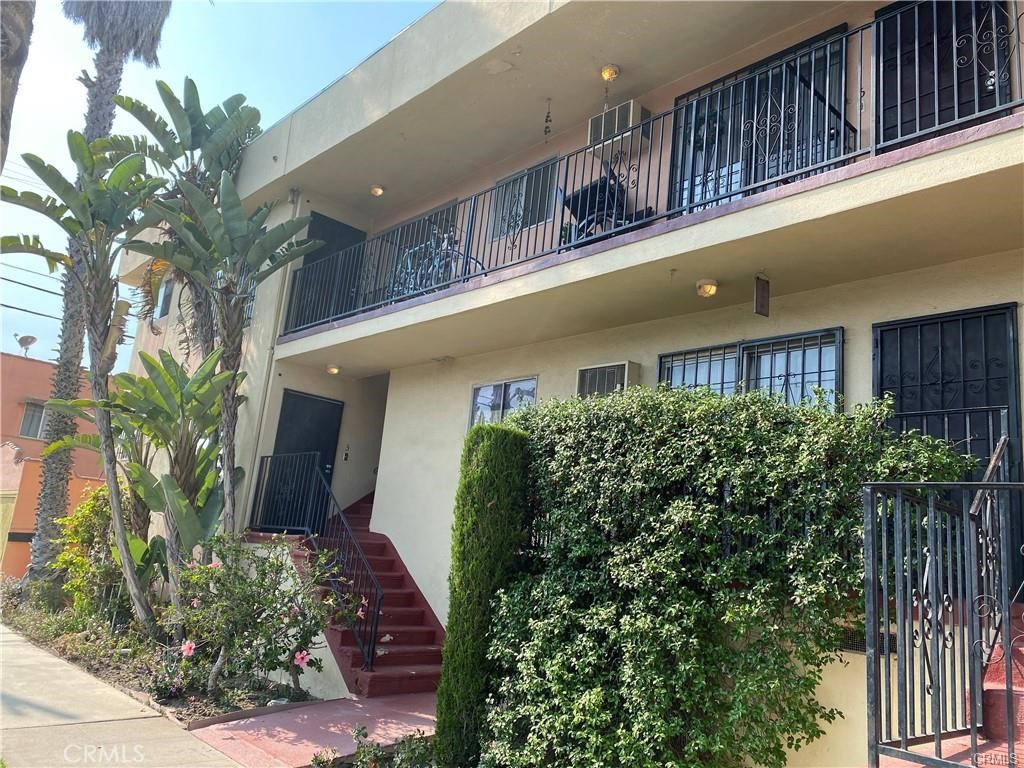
0, 352, 103, 577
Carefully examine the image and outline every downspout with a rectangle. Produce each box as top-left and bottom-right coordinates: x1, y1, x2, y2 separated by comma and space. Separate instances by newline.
243, 185, 304, 520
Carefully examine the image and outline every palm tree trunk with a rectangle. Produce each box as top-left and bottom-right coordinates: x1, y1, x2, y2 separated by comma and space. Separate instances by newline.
0, 0, 34, 171
217, 295, 246, 533
27, 43, 127, 582
25, 269, 87, 584
186, 276, 216, 360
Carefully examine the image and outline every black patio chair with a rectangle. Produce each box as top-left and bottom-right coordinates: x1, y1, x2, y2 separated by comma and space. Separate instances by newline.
560, 174, 655, 247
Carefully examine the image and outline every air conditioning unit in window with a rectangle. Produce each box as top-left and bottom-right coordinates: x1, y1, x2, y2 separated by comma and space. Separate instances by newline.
587, 100, 651, 149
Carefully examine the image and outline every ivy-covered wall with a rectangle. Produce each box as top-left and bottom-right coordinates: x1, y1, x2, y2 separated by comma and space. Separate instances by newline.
475, 387, 971, 768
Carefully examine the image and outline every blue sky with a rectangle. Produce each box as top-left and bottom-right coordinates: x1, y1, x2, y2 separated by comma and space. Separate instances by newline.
0, 0, 436, 370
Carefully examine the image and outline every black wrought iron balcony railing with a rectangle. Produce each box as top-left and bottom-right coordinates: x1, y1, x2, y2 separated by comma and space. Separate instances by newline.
283, 0, 1024, 336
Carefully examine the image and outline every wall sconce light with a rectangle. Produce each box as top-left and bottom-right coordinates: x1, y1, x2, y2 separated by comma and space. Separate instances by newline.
600, 64, 620, 83
326, 364, 340, 375
369, 184, 385, 197
696, 278, 718, 298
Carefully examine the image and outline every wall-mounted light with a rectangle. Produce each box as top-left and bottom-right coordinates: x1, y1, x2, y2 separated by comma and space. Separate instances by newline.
369, 184, 385, 197
600, 64, 620, 83
326, 364, 340, 375
696, 278, 718, 298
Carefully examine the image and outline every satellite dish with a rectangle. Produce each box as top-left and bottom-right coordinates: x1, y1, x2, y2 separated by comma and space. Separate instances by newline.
13, 334, 37, 357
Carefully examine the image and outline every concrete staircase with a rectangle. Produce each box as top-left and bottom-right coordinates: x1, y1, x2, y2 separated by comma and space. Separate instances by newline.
980, 611, 1024, 741
322, 496, 445, 698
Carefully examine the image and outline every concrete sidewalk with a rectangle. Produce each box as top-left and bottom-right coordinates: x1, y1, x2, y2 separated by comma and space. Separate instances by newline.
0, 624, 239, 768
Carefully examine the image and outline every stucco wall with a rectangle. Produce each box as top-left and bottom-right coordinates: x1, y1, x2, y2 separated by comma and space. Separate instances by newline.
372, 248, 1023, 626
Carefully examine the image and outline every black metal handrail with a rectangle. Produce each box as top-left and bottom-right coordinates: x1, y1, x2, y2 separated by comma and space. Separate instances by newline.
865, 474, 1024, 766
282, 0, 1023, 335
249, 452, 384, 670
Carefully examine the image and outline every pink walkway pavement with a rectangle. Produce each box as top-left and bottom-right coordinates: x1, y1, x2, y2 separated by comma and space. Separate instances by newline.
193, 692, 436, 768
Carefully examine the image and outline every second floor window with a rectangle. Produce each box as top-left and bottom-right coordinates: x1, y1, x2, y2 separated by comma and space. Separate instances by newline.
19, 401, 48, 439
470, 377, 538, 426
490, 160, 557, 239
577, 364, 627, 397
659, 328, 842, 405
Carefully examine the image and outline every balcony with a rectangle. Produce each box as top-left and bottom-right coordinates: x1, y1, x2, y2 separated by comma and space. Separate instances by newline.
281, 0, 1024, 337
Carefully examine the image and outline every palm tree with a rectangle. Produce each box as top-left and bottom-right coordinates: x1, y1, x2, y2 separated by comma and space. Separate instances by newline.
131, 173, 322, 533
0, 0, 35, 171
100, 77, 262, 363
4, 134, 167, 632
28, 0, 171, 585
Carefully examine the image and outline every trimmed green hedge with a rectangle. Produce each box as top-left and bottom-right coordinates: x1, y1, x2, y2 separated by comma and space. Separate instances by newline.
435, 423, 530, 768
476, 387, 972, 768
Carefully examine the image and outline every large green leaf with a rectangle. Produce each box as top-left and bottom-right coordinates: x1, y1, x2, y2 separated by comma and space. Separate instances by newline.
18, 154, 91, 227
114, 95, 182, 159
159, 474, 202, 553
41, 433, 101, 457
178, 179, 230, 257
124, 463, 165, 514
137, 351, 180, 418
201, 106, 259, 177
218, 172, 248, 243
106, 153, 146, 191
148, 201, 216, 266
0, 235, 69, 271
93, 134, 175, 174
182, 348, 224, 402
0, 189, 80, 237
182, 77, 210, 148
67, 130, 94, 177
246, 217, 311, 270
157, 80, 192, 150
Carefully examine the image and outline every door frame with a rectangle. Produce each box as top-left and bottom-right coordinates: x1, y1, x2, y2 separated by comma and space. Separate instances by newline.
871, 301, 1021, 482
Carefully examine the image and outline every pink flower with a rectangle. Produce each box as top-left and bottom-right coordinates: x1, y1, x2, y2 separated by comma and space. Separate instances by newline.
293, 650, 311, 668
185, 561, 197, 569
289, 605, 300, 618
208, 561, 221, 569
360, 595, 369, 607
190, 597, 201, 609
356, 607, 366, 620
180, 640, 196, 658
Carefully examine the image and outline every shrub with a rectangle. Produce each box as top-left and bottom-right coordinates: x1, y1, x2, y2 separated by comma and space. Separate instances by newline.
164, 533, 354, 695
478, 388, 972, 768
353, 726, 434, 768
434, 424, 529, 768
53, 484, 127, 619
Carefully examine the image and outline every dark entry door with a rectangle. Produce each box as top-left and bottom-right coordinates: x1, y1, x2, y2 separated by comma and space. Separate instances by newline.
873, 303, 1021, 480
255, 390, 344, 533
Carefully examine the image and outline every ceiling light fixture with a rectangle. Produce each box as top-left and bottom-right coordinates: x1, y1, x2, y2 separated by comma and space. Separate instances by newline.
326, 365, 340, 375
696, 279, 718, 298
369, 184, 385, 197
600, 64, 620, 83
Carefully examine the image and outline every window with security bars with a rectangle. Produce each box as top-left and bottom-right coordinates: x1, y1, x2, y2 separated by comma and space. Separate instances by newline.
491, 160, 558, 239
659, 344, 739, 395
740, 329, 841, 405
659, 328, 842, 404
577, 364, 627, 397
19, 402, 48, 439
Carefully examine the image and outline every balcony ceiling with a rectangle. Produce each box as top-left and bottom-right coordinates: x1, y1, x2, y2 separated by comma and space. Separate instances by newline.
243, 0, 859, 226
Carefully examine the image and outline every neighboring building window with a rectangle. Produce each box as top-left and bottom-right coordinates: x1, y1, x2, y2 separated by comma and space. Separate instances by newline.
578, 364, 627, 397
659, 344, 739, 395
491, 159, 557, 238
470, 377, 538, 425
19, 402, 48, 439
659, 328, 842, 404
156, 278, 173, 319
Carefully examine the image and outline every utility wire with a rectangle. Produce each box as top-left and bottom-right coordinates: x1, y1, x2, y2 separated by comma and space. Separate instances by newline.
1, 263, 63, 282
1, 303, 62, 321
1, 276, 64, 297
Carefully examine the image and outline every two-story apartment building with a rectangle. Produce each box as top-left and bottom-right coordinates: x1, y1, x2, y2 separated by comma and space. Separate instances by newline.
121, 1, 1023, 764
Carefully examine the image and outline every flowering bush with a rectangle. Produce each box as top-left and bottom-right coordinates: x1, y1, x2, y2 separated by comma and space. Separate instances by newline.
146, 645, 206, 700
163, 533, 354, 694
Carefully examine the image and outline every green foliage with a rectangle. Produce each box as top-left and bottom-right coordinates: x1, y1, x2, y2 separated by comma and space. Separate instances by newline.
435, 425, 529, 768
53, 484, 126, 618
163, 534, 355, 694
0, 575, 25, 614
353, 727, 434, 768
478, 388, 973, 768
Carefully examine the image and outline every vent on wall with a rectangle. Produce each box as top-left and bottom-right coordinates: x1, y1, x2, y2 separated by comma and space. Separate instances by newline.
588, 100, 651, 146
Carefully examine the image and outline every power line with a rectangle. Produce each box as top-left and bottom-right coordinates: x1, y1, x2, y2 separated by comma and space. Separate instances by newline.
1, 263, 63, 282
1, 303, 62, 321
1, 276, 64, 296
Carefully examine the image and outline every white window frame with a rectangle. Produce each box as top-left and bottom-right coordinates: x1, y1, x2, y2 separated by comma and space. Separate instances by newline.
19, 401, 48, 439
468, 375, 539, 427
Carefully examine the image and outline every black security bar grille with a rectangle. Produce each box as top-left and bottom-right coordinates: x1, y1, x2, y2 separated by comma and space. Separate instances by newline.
283, 0, 1023, 336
